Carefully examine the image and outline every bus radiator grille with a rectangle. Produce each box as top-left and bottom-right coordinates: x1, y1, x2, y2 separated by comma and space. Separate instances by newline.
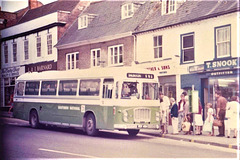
134, 108, 151, 123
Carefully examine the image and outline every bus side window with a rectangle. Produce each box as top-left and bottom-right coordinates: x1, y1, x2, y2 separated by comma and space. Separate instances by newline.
79, 79, 100, 96
25, 81, 40, 95
16, 82, 24, 96
102, 79, 114, 99
41, 81, 57, 95
59, 80, 78, 96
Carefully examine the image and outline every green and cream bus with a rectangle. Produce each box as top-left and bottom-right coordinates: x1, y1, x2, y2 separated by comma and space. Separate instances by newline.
13, 67, 160, 136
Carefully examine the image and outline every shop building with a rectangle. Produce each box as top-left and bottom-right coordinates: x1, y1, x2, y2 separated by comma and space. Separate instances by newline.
0, 1, 88, 108
133, 0, 239, 105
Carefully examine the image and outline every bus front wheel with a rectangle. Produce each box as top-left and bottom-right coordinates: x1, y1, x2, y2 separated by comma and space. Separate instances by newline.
127, 129, 139, 136
29, 110, 40, 129
86, 113, 98, 136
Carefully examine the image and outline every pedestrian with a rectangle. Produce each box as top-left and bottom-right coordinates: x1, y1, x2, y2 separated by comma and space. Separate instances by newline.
159, 92, 170, 134
203, 103, 214, 136
226, 96, 238, 138
215, 91, 227, 137
8, 93, 14, 114
170, 98, 178, 135
178, 92, 186, 132
195, 98, 203, 135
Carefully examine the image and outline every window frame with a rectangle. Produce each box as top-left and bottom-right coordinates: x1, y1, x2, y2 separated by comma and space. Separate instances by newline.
36, 36, 41, 57
162, 0, 177, 15
214, 24, 231, 59
66, 52, 79, 70
47, 34, 53, 55
180, 32, 195, 64
78, 15, 88, 29
108, 44, 123, 66
24, 39, 29, 60
91, 48, 101, 67
4, 43, 8, 64
12, 42, 17, 62
121, 3, 134, 19
153, 35, 163, 59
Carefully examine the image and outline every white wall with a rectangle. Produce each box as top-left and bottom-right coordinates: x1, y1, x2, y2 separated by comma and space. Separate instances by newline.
1, 26, 58, 69
136, 12, 238, 75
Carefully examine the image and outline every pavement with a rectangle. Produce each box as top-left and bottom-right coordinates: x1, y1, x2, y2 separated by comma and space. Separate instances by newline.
1, 111, 239, 150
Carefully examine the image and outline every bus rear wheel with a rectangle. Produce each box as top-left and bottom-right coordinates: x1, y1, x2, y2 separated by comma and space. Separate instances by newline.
86, 113, 98, 136
127, 129, 139, 136
30, 110, 40, 129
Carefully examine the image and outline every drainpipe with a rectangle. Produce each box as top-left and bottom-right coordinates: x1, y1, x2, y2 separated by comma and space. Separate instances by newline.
133, 34, 137, 65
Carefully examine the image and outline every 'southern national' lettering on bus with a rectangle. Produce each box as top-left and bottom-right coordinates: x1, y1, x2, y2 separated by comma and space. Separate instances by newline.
58, 106, 69, 110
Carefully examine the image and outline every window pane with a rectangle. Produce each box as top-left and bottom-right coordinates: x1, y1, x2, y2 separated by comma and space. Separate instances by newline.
72, 54, 75, 69
183, 35, 193, 48
41, 81, 57, 95
59, 80, 78, 96
158, 36, 162, 46
79, 79, 100, 96
76, 53, 79, 68
158, 46, 162, 58
154, 48, 158, 58
154, 37, 157, 47
17, 82, 24, 96
25, 81, 40, 95
183, 48, 194, 62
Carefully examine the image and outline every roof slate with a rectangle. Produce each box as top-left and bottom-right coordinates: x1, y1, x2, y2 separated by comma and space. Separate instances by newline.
135, 0, 239, 33
56, 1, 155, 47
18, 1, 79, 24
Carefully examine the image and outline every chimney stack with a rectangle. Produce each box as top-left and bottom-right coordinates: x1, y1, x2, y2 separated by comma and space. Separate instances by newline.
28, 0, 43, 10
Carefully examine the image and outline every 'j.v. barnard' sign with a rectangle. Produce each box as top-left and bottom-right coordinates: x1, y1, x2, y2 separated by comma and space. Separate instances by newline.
204, 57, 239, 70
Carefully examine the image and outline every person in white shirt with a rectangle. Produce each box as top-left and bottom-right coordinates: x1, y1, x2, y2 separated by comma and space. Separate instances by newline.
159, 92, 170, 134
226, 96, 238, 138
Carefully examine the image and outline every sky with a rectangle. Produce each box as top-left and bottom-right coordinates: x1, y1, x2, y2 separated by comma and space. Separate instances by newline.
0, 0, 57, 12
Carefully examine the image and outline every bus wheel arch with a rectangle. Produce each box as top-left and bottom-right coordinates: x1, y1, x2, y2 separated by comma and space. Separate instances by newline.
83, 111, 98, 136
29, 109, 40, 129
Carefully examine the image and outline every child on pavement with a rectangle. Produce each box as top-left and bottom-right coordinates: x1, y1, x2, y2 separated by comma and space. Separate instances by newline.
204, 103, 214, 136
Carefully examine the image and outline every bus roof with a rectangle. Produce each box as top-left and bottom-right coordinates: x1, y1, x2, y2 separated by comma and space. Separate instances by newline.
17, 67, 158, 81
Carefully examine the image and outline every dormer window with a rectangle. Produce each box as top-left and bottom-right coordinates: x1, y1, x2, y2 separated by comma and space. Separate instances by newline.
162, 0, 177, 15
78, 15, 88, 29
121, 3, 134, 19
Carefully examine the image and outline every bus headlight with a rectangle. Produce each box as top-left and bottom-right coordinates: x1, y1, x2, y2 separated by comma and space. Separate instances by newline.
156, 111, 160, 122
122, 110, 128, 122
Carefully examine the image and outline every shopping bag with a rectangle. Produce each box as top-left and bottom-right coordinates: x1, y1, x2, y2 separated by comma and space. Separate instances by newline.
203, 121, 212, 132
213, 119, 222, 127
182, 121, 191, 132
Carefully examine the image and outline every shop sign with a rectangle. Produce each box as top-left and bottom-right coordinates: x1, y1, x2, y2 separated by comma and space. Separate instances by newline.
2, 66, 25, 78
25, 61, 57, 72
204, 57, 239, 70
207, 70, 236, 76
188, 64, 204, 73
146, 65, 170, 71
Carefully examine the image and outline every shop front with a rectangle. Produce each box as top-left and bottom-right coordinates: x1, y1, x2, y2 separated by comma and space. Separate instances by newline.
1, 66, 25, 107
181, 57, 239, 120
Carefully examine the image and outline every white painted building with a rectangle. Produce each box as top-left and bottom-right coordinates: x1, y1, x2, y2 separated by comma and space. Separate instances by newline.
0, 1, 88, 108
134, 0, 239, 114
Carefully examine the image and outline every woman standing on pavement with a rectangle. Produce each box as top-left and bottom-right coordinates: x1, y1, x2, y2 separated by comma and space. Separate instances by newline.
226, 96, 238, 138
178, 92, 187, 132
170, 98, 178, 135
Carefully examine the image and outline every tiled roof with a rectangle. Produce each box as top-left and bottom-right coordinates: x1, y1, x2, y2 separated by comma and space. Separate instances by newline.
135, 0, 239, 33
56, 1, 155, 47
18, 1, 79, 24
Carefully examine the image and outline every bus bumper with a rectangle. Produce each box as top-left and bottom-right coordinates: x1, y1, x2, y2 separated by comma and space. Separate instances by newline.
114, 124, 160, 130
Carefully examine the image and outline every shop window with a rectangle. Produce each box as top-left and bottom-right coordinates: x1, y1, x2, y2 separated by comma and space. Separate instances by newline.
102, 79, 114, 99
41, 81, 57, 95
79, 79, 100, 96
25, 81, 40, 95
16, 82, 25, 96
109, 45, 123, 66
153, 35, 162, 59
91, 49, 101, 67
181, 33, 194, 63
59, 80, 78, 96
215, 25, 231, 58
